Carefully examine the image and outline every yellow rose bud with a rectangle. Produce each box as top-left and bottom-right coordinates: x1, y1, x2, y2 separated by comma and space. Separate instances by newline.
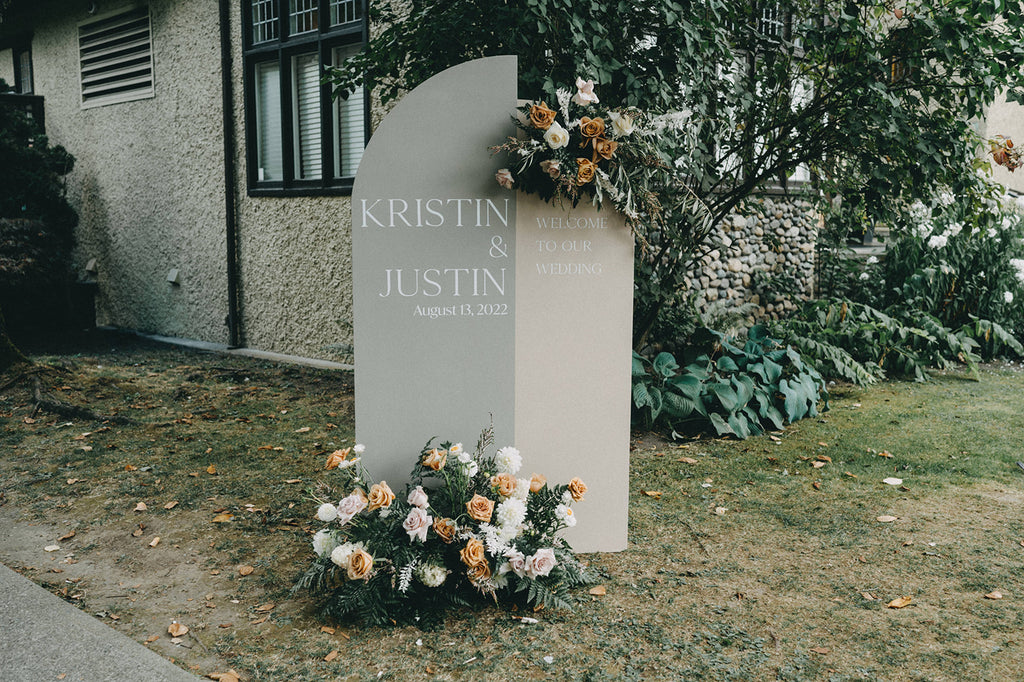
324, 447, 351, 470
421, 448, 447, 471
466, 494, 495, 523
490, 473, 517, 497
346, 548, 374, 580
367, 481, 395, 511
529, 473, 547, 493
568, 477, 588, 502
528, 101, 558, 130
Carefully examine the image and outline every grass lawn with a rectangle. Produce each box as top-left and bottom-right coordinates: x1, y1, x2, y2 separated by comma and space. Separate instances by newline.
1, 331, 1023, 681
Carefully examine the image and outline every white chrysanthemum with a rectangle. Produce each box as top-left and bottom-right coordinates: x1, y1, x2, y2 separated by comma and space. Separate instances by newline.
316, 503, 339, 522
352, 443, 366, 454
561, 490, 573, 506
330, 542, 361, 568
513, 478, 530, 501
866, 256, 878, 265
555, 504, 577, 527
859, 272, 870, 281
927, 234, 948, 249
415, 563, 447, 588
461, 459, 479, 477
338, 457, 360, 469
494, 446, 522, 475
312, 529, 338, 557
1005, 291, 1014, 304
495, 498, 527, 530
478, 523, 508, 557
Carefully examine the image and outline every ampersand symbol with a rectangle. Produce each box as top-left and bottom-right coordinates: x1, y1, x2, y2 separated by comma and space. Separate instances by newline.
490, 236, 508, 259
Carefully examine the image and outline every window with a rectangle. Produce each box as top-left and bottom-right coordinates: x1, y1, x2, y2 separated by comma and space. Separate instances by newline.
243, 0, 368, 195
78, 7, 154, 108
14, 43, 33, 94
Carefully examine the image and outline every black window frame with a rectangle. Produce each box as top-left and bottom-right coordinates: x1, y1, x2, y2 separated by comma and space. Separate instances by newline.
241, 0, 370, 197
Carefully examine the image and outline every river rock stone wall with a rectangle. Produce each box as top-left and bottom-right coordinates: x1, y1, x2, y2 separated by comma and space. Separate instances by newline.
683, 195, 820, 319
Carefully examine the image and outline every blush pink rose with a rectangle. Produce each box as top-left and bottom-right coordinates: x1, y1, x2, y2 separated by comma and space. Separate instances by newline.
403, 507, 433, 543
526, 548, 558, 578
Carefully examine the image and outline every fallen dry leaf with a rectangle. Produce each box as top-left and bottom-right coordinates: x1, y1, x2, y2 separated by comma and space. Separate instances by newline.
23, 417, 36, 424
238, 565, 254, 576
769, 435, 782, 443
642, 490, 663, 499
714, 506, 728, 515
883, 477, 903, 486
206, 464, 217, 475
878, 450, 894, 459
817, 454, 832, 463
58, 530, 76, 541
250, 616, 268, 625
145, 635, 160, 643
134, 502, 148, 512
860, 592, 876, 600
295, 427, 311, 433
207, 672, 241, 682
812, 461, 826, 469
812, 481, 822, 490
124, 464, 137, 471
284, 479, 302, 484
324, 650, 339, 662
887, 595, 912, 609
44, 544, 60, 552
985, 591, 1004, 600
844, 472, 857, 478
588, 585, 607, 596
877, 515, 898, 523
164, 501, 178, 510
149, 537, 160, 548
132, 527, 144, 538
678, 457, 699, 464
211, 513, 234, 523
810, 646, 830, 655
320, 626, 336, 635
168, 622, 189, 637
65, 478, 80, 485
255, 603, 275, 612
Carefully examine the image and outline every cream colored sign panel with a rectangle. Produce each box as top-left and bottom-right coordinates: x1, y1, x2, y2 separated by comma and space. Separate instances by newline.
514, 194, 633, 552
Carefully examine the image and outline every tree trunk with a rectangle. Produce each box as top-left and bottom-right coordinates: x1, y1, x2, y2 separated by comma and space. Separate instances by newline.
0, 304, 30, 373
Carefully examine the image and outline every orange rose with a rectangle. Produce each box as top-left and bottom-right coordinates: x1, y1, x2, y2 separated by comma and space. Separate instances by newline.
367, 481, 395, 511
529, 101, 558, 130
466, 494, 494, 523
433, 517, 457, 544
576, 158, 596, 184
346, 548, 374, 580
460, 537, 487, 567
529, 473, 547, 493
593, 137, 618, 161
490, 473, 517, 497
466, 561, 492, 583
568, 477, 588, 502
580, 116, 605, 139
324, 447, 351, 470
422, 448, 447, 471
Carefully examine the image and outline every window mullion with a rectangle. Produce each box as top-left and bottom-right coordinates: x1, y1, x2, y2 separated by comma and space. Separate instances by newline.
280, 49, 296, 183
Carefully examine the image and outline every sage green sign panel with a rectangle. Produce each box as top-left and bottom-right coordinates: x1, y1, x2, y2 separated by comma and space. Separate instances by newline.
352, 57, 518, 486
514, 195, 633, 552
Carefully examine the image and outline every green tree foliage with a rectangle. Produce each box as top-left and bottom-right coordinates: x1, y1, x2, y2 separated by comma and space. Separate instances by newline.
0, 78, 77, 345
330, 1, 1024, 347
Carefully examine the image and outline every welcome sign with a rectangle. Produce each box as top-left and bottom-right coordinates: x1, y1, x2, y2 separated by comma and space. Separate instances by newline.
352, 56, 631, 551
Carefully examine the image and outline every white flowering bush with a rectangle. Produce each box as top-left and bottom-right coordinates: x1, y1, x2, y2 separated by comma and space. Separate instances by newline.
294, 428, 593, 626
863, 188, 1024, 357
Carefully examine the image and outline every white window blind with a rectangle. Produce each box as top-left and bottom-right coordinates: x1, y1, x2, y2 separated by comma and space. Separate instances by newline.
333, 45, 364, 178
255, 62, 283, 181
78, 7, 154, 108
292, 53, 322, 180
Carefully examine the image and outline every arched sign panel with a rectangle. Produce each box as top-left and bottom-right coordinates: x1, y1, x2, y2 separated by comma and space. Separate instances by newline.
353, 56, 631, 552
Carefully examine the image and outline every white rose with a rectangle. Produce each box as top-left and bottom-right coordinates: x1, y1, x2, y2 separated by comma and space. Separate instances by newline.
407, 485, 429, 508
609, 111, 635, 137
316, 503, 339, 522
544, 122, 570, 150
526, 548, 558, 578
1004, 291, 1014, 304
403, 507, 433, 543
503, 549, 528, 577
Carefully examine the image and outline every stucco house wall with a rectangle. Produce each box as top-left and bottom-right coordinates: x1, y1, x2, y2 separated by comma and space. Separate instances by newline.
2, 0, 356, 362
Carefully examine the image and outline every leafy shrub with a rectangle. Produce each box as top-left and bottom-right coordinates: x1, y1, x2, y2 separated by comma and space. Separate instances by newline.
632, 326, 827, 439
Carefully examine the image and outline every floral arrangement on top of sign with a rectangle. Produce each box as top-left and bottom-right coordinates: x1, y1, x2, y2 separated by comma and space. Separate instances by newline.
294, 426, 594, 626
492, 77, 673, 228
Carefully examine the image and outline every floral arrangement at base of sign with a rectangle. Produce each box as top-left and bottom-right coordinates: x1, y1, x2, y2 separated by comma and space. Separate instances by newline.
294, 426, 593, 626
491, 77, 705, 237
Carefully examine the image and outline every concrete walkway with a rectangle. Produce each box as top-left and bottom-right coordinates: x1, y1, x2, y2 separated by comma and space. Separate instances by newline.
0, 563, 200, 681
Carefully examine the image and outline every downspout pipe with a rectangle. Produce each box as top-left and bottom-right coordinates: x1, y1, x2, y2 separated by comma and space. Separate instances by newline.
218, 0, 241, 348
